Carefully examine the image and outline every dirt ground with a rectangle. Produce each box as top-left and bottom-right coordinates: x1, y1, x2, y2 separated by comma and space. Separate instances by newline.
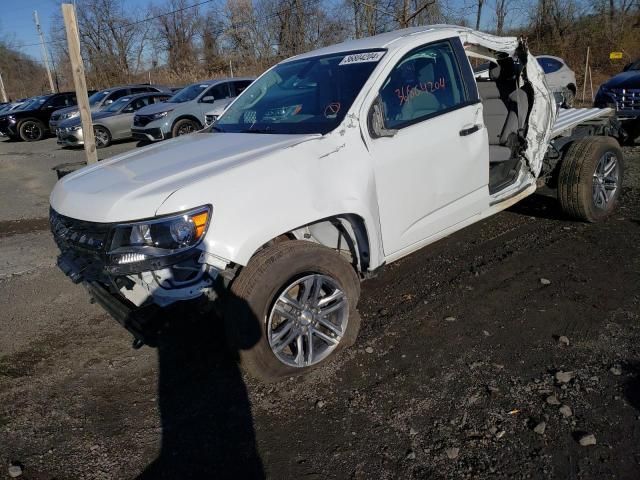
0, 135, 639, 480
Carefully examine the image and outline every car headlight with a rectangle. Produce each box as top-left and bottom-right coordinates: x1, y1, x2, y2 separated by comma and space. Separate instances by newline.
7, 115, 16, 123
151, 111, 171, 120
63, 111, 80, 120
108, 206, 211, 267
68, 125, 82, 132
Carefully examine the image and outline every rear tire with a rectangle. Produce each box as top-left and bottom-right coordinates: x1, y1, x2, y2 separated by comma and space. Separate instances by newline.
172, 118, 201, 137
557, 136, 624, 222
18, 119, 45, 142
225, 240, 361, 382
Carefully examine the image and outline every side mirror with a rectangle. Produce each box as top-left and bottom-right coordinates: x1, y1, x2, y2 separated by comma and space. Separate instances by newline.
367, 95, 397, 139
104, 99, 113, 105
201, 95, 215, 103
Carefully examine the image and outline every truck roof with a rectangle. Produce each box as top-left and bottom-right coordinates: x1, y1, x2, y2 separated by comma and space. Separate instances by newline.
284, 25, 515, 62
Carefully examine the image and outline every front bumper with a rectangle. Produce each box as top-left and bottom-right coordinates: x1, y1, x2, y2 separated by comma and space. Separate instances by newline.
50, 209, 220, 339
0, 118, 17, 137
56, 127, 84, 146
131, 127, 168, 142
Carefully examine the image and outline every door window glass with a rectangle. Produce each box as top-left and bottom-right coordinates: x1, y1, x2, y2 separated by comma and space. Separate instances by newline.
536, 57, 563, 74
205, 83, 231, 101
232, 80, 253, 96
379, 40, 468, 129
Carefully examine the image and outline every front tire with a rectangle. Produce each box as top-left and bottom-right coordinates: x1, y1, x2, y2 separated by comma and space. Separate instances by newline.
18, 119, 45, 142
93, 125, 112, 148
225, 240, 361, 382
172, 118, 201, 137
557, 136, 624, 222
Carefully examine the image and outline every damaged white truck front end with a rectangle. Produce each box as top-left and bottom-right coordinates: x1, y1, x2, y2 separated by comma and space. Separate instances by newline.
50, 25, 622, 381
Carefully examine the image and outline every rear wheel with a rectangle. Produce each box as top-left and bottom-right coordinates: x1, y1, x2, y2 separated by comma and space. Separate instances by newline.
172, 118, 201, 137
93, 126, 112, 148
18, 119, 45, 142
557, 136, 624, 222
225, 240, 361, 382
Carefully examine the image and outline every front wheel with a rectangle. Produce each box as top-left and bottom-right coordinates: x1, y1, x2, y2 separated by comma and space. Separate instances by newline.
557, 136, 624, 222
93, 125, 112, 148
19, 119, 45, 142
225, 240, 361, 382
172, 118, 201, 137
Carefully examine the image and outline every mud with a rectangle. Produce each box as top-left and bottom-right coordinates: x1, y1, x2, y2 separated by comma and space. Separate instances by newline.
0, 138, 639, 479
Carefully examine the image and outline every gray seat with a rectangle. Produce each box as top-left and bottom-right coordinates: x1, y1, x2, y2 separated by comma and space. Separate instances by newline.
478, 62, 529, 163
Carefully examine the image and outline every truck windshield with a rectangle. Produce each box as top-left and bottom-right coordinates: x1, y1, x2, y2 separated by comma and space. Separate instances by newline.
215, 50, 386, 135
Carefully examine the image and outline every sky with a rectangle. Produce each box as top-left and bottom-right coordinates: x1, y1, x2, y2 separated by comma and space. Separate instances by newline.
0, 0, 515, 66
0, 0, 149, 62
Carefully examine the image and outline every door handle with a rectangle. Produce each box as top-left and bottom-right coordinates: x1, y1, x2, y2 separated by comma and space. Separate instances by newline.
459, 124, 482, 136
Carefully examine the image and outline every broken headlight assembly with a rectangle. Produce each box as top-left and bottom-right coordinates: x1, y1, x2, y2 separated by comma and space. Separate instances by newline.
107, 205, 211, 274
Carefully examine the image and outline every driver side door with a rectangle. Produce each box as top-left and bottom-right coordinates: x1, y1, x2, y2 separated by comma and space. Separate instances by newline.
367, 38, 490, 260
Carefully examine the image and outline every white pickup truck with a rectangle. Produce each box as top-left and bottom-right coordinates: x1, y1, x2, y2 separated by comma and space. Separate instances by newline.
50, 25, 624, 381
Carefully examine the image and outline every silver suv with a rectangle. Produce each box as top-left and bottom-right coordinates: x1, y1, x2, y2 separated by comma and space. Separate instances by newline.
131, 78, 253, 142
49, 84, 172, 132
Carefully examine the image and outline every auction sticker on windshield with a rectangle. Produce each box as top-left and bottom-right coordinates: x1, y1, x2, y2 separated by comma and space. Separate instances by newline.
339, 51, 385, 65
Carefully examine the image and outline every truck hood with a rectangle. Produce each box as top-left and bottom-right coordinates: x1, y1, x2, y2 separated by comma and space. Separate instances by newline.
50, 132, 319, 222
602, 70, 640, 89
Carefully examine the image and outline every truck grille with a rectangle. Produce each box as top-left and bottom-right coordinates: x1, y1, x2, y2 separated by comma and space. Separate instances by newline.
133, 115, 153, 127
611, 88, 640, 111
50, 209, 112, 283
50, 209, 111, 252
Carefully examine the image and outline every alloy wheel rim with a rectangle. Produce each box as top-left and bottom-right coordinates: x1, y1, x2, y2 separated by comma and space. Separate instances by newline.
94, 128, 108, 147
592, 151, 618, 210
24, 122, 41, 140
178, 123, 195, 135
267, 274, 349, 368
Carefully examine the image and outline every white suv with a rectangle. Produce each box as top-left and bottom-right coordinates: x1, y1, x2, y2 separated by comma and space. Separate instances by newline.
50, 26, 623, 381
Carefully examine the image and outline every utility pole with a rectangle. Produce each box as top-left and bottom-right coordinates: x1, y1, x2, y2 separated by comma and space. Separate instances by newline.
0, 70, 8, 103
62, 3, 98, 165
33, 10, 56, 93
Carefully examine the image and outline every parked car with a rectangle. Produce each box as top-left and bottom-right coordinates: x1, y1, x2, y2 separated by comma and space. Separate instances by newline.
0, 99, 27, 121
535, 55, 577, 106
0, 92, 79, 141
475, 56, 577, 107
49, 84, 172, 132
50, 26, 623, 382
594, 59, 640, 135
56, 92, 171, 148
131, 78, 253, 142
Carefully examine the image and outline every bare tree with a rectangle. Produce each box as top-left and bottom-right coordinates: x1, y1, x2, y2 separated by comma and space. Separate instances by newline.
154, 0, 202, 74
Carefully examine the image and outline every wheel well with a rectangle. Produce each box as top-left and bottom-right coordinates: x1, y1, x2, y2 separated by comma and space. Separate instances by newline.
255, 215, 371, 275
172, 115, 202, 131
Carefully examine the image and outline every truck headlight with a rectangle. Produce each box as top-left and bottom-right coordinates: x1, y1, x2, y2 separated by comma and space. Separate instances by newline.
108, 206, 211, 267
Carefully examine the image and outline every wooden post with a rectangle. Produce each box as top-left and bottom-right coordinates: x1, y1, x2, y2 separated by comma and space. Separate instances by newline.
581, 46, 590, 103
62, 3, 97, 165
0, 70, 8, 103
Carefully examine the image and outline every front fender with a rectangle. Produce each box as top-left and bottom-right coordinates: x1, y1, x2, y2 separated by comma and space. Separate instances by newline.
156, 129, 385, 270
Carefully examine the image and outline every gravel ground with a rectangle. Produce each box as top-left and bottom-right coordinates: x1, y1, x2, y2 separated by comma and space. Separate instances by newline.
0, 135, 639, 480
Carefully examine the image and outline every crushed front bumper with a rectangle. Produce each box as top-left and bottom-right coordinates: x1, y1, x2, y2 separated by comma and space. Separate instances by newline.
51, 208, 221, 343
